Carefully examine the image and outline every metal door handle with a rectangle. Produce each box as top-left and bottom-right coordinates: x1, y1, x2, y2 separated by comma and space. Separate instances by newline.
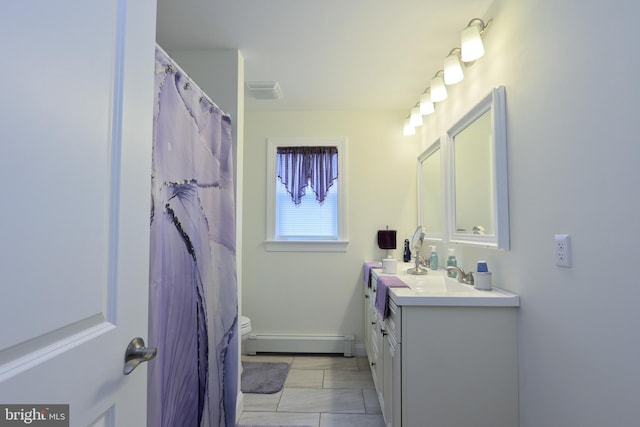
123, 337, 157, 375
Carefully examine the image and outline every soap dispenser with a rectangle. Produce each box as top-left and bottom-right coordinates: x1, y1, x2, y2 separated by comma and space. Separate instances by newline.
429, 246, 438, 270
447, 248, 457, 278
403, 239, 411, 262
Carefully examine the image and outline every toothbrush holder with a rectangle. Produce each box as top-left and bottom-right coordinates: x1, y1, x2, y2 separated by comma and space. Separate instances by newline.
474, 272, 492, 291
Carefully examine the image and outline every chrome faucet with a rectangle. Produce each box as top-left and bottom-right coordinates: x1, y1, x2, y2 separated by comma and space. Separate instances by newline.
446, 266, 474, 285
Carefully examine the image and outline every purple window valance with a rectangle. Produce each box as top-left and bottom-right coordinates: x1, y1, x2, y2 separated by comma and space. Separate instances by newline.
276, 146, 338, 205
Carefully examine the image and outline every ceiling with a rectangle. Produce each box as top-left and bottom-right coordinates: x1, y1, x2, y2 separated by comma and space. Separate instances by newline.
155, 0, 493, 111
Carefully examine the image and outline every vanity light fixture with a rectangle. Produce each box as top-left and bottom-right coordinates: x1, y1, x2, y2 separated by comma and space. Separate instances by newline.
419, 91, 435, 115
461, 18, 491, 62
444, 48, 464, 85
410, 106, 423, 127
403, 16, 492, 136
430, 71, 448, 103
403, 117, 416, 136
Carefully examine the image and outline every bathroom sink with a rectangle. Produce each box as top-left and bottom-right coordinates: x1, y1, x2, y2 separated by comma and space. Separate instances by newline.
412, 275, 447, 294
402, 273, 476, 295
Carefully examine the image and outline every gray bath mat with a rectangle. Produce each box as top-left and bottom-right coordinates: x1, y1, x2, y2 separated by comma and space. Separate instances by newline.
241, 361, 290, 394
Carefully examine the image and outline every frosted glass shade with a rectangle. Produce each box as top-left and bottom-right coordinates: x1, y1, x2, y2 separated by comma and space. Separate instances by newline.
420, 93, 435, 115
410, 107, 423, 127
461, 23, 485, 62
403, 118, 416, 136
430, 75, 448, 102
444, 53, 464, 85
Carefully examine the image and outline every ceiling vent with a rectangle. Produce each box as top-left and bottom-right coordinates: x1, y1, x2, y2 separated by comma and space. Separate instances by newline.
246, 81, 283, 100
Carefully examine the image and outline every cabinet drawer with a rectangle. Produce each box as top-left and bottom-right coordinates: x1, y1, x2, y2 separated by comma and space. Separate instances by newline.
371, 274, 378, 295
386, 298, 401, 343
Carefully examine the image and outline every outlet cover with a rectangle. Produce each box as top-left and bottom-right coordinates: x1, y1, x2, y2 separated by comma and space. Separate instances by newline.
555, 234, 571, 267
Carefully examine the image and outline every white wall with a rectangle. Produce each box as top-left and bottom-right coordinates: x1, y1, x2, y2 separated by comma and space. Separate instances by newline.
419, 1, 640, 425
242, 110, 417, 354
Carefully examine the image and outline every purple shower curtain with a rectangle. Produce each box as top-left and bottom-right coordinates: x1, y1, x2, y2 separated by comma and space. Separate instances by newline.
148, 46, 238, 427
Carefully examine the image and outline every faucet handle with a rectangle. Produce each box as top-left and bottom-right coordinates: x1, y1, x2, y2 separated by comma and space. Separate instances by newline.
467, 271, 475, 286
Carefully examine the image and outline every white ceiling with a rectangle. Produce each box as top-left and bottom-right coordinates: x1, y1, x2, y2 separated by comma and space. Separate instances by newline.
155, 0, 493, 111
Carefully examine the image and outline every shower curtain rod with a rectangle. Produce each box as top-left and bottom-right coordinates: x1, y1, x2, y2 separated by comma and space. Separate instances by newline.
155, 43, 231, 119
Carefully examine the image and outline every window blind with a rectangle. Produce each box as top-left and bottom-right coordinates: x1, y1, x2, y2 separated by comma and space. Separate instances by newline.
275, 180, 338, 240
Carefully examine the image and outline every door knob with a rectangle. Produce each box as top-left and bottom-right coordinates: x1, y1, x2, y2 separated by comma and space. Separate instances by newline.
123, 337, 157, 375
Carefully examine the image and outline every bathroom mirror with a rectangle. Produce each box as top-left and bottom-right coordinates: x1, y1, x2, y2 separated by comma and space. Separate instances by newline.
417, 139, 445, 241
446, 86, 509, 249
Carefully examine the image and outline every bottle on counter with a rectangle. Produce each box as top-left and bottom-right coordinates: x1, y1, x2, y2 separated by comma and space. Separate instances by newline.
447, 248, 457, 278
403, 239, 411, 262
429, 245, 438, 270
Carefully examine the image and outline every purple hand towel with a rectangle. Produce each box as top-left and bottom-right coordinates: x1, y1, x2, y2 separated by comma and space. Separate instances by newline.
374, 276, 409, 319
364, 261, 382, 288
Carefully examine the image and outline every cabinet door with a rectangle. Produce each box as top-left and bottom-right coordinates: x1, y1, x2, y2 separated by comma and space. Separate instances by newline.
364, 291, 372, 361
383, 331, 401, 427
371, 310, 384, 394
402, 307, 518, 427
391, 338, 402, 427
382, 333, 392, 426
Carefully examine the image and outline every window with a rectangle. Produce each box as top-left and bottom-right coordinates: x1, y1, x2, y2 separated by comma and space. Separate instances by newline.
266, 137, 348, 252
276, 180, 338, 239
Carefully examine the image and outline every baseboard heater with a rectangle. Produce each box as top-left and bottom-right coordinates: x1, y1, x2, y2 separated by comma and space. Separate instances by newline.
246, 334, 354, 357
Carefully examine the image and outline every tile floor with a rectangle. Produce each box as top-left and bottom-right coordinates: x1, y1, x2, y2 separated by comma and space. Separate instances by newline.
238, 354, 385, 427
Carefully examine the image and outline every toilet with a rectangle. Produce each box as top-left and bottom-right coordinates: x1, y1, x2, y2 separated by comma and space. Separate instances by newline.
240, 315, 252, 355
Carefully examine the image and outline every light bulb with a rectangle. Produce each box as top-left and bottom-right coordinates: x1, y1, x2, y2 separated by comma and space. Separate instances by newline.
419, 93, 434, 115
430, 75, 448, 102
403, 118, 416, 136
444, 53, 464, 85
410, 107, 423, 127
461, 22, 485, 62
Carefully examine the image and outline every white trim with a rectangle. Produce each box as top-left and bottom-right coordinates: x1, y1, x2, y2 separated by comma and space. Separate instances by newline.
235, 392, 244, 423
265, 240, 349, 252
445, 86, 509, 250
266, 137, 348, 252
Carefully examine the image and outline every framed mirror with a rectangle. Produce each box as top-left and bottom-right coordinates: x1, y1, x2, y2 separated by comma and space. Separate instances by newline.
417, 138, 445, 241
446, 86, 509, 249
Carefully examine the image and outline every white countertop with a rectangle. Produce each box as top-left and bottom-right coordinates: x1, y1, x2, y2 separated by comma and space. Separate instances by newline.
372, 263, 520, 307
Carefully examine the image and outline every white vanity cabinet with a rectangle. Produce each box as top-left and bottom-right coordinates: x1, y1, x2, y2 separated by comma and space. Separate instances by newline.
365, 264, 520, 427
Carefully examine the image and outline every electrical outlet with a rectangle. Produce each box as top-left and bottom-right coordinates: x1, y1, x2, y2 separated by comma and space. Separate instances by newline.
555, 234, 571, 267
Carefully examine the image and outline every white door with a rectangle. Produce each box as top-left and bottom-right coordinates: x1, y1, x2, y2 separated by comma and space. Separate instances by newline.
0, 1, 157, 426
